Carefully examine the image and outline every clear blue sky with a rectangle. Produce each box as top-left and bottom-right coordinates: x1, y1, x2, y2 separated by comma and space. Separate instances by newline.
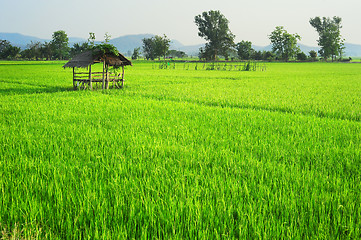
0, 0, 360, 46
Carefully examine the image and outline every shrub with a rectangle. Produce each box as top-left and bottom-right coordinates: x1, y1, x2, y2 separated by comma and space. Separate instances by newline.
297, 52, 307, 61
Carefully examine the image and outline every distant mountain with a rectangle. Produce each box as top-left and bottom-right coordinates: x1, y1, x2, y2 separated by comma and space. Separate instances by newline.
298, 44, 319, 54
109, 34, 190, 54
344, 43, 361, 57
0, 32, 87, 49
2, 32, 361, 57
0, 32, 46, 49
69, 37, 87, 44
176, 44, 205, 56
109, 34, 154, 54
252, 45, 271, 52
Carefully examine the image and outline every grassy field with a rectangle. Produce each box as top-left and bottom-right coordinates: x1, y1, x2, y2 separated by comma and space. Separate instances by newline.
0, 60, 360, 239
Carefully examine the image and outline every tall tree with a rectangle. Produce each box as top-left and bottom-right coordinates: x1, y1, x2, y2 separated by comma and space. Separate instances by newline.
20, 48, 33, 60
269, 26, 301, 61
194, 10, 235, 60
236, 40, 254, 60
142, 35, 170, 60
0, 40, 20, 59
51, 30, 69, 60
104, 32, 111, 43
142, 37, 156, 60
132, 47, 141, 60
309, 16, 344, 61
70, 42, 90, 57
27, 41, 42, 60
88, 32, 96, 48
167, 50, 186, 58
309, 50, 317, 61
153, 35, 171, 60
40, 41, 54, 60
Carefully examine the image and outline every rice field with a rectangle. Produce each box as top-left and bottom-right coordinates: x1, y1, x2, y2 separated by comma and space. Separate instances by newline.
0, 60, 360, 239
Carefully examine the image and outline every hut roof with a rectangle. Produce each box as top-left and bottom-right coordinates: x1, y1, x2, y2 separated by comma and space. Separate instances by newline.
63, 50, 132, 68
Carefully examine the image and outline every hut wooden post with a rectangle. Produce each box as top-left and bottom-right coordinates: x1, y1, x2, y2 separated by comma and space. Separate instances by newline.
72, 67, 76, 90
89, 65, 92, 90
121, 66, 125, 88
105, 64, 109, 89
102, 61, 105, 90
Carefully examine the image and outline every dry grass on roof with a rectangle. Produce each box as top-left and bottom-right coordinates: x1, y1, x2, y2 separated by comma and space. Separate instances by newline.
63, 50, 132, 69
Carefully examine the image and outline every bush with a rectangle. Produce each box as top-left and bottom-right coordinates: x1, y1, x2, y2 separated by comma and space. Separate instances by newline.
309, 50, 318, 61
297, 52, 307, 61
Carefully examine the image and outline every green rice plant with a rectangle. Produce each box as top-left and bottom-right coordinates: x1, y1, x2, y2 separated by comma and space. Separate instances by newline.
0, 61, 360, 239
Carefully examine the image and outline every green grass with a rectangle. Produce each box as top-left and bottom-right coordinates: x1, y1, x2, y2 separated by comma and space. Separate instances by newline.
0, 61, 360, 239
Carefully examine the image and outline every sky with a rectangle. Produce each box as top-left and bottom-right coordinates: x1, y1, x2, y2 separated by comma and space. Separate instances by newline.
1, 0, 360, 47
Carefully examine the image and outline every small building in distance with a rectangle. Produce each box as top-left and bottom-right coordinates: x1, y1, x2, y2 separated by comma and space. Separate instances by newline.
63, 49, 132, 90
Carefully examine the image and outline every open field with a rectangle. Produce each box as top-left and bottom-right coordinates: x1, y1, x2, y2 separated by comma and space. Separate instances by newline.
0, 61, 360, 239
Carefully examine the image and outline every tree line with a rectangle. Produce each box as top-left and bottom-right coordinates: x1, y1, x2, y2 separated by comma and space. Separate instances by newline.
0, 30, 73, 60
0, 31, 106, 61
140, 11, 345, 62
193, 11, 345, 62
140, 35, 187, 60
0, 12, 345, 62
0, 30, 186, 61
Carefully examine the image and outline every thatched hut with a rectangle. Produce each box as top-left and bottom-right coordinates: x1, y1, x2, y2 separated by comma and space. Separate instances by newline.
63, 50, 132, 90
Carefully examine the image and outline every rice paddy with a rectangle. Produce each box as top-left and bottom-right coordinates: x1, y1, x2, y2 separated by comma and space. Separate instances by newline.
0, 61, 360, 239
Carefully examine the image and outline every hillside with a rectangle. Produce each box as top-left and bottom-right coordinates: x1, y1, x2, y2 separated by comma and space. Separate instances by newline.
0, 33, 46, 49
0, 32, 86, 49
109, 34, 188, 54
344, 43, 361, 57
109, 34, 154, 54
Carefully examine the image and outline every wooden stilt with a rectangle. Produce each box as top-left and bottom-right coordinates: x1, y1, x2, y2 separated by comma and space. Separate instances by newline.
102, 61, 105, 90
89, 65, 92, 90
121, 66, 125, 88
73, 67, 76, 90
105, 64, 109, 89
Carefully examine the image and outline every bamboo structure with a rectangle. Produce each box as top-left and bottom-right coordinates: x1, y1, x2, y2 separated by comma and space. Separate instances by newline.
63, 50, 132, 90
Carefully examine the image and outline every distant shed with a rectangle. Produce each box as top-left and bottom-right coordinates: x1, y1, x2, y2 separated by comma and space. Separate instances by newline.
63, 50, 132, 90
